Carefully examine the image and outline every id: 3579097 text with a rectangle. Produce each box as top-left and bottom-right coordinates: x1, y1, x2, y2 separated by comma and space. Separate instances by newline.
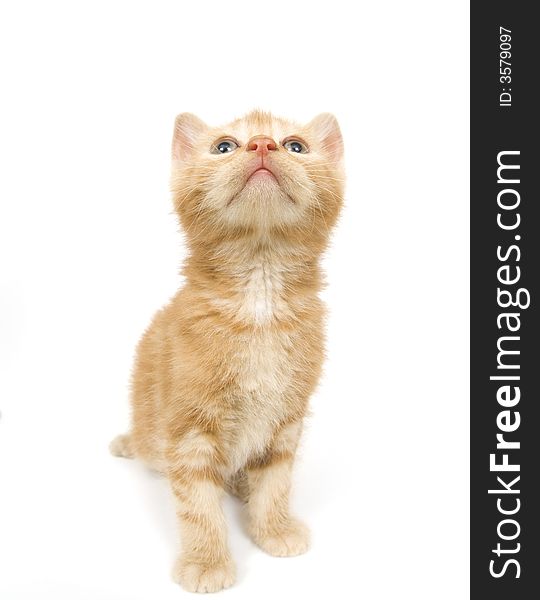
499, 27, 512, 107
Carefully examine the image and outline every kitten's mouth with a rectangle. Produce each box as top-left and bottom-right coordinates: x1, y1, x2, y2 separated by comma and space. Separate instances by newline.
226, 162, 295, 206
247, 166, 278, 182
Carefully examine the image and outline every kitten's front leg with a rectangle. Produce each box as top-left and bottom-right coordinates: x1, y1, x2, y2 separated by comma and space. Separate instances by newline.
168, 432, 235, 593
246, 420, 310, 557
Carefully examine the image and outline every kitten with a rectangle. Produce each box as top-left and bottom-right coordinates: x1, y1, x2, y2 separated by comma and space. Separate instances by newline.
110, 110, 344, 592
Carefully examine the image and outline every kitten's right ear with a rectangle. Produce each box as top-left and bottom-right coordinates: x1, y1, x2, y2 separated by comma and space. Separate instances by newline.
172, 113, 207, 161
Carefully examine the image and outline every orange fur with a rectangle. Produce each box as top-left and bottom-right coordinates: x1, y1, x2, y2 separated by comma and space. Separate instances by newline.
111, 110, 344, 592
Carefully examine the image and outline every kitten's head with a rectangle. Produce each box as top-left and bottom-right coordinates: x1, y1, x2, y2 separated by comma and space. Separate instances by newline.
170, 110, 344, 247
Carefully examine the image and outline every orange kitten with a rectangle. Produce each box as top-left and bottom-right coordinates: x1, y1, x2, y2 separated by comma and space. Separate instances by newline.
110, 110, 344, 592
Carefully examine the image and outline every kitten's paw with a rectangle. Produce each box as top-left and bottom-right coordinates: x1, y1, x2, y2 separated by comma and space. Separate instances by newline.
109, 434, 134, 459
252, 519, 310, 557
173, 557, 236, 593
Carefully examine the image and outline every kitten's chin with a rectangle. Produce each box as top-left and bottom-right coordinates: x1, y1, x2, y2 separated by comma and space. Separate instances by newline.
244, 173, 281, 194
222, 183, 302, 230
227, 175, 293, 208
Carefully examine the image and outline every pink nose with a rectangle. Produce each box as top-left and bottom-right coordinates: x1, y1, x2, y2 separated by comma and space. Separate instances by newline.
247, 136, 277, 154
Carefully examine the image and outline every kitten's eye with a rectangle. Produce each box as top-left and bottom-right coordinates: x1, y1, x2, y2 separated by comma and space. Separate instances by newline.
283, 139, 308, 154
211, 139, 239, 154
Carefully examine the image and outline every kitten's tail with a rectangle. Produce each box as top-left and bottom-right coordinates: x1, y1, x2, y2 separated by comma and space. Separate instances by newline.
109, 433, 134, 459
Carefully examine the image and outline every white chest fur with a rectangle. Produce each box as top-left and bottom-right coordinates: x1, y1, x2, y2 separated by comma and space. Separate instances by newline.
242, 262, 280, 324
212, 257, 293, 326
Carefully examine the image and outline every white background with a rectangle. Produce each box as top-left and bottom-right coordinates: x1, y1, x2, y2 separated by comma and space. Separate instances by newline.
0, 1, 469, 598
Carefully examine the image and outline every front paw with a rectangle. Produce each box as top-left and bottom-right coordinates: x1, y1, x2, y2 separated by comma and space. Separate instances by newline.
173, 556, 236, 593
251, 518, 310, 557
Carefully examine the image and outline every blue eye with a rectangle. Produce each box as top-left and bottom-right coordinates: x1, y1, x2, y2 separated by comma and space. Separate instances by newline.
283, 139, 308, 154
212, 139, 239, 154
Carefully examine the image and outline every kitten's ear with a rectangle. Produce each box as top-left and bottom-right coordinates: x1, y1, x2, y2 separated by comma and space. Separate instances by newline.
172, 113, 207, 161
308, 113, 344, 163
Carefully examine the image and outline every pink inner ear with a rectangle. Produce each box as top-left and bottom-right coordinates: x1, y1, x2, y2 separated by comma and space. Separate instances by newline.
172, 122, 195, 161
323, 129, 344, 163
310, 113, 344, 163
172, 113, 207, 161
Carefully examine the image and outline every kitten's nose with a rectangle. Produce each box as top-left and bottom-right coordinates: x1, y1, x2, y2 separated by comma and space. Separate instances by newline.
247, 136, 277, 155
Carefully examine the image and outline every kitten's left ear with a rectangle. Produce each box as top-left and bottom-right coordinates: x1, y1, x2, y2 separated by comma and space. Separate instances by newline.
172, 113, 207, 161
308, 113, 344, 163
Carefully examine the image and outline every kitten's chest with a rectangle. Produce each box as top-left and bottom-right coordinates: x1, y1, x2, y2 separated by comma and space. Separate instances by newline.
226, 328, 295, 472
217, 257, 301, 470
236, 327, 293, 393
